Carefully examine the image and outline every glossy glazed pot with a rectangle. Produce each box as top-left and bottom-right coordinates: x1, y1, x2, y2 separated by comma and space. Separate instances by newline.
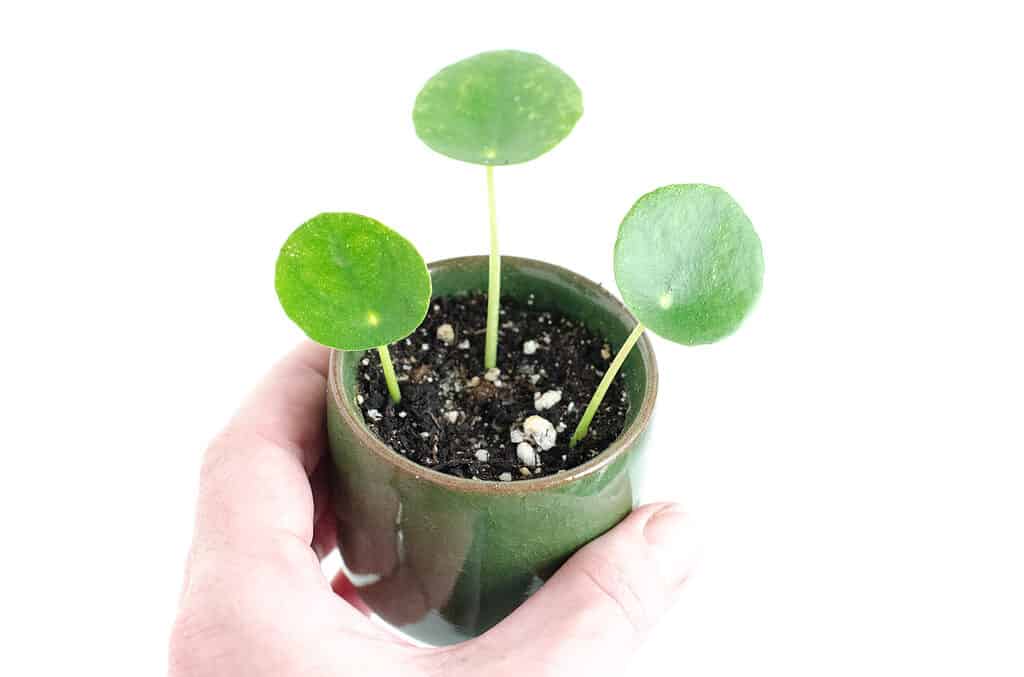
326, 255, 658, 645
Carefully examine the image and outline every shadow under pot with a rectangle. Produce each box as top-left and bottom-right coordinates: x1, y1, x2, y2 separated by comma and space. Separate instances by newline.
326, 255, 658, 646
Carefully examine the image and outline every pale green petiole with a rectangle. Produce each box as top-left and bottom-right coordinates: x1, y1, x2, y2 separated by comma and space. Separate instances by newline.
570, 322, 646, 447
377, 345, 401, 403
484, 165, 501, 370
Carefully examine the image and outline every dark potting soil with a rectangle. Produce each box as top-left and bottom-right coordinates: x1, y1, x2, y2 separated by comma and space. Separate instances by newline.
355, 293, 629, 482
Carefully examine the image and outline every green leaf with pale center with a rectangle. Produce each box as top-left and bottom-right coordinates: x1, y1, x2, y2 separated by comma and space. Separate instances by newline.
413, 50, 583, 165
275, 213, 431, 350
614, 185, 764, 345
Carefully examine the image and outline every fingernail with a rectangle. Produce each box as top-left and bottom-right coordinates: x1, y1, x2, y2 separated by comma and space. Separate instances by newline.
643, 504, 699, 586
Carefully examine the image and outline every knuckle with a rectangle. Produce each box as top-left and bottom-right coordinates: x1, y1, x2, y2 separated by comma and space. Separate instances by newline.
196, 448, 230, 500
167, 574, 270, 677
199, 429, 245, 484
262, 529, 321, 574
570, 549, 651, 636
168, 605, 222, 677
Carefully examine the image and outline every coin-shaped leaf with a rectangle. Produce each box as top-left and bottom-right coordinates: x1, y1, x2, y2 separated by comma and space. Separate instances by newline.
413, 50, 583, 165
614, 185, 764, 345
275, 213, 431, 350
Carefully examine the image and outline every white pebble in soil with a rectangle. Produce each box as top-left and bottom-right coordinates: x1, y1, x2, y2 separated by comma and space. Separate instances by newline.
534, 389, 562, 411
483, 368, 501, 382
499, 472, 512, 482
367, 409, 383, 421
523, 415, 557, 451
457, 339, 470, 350
444, 410, 459, 424
556, 421, 566, 433
510, 429, 525, 444
522, 339, 538, 355
516, 442, 538, 468
475, 449, 489, 462
436, 323, 455, 345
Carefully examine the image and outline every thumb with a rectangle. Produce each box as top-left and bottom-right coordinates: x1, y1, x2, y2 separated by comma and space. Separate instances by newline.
459, 503, 697, 675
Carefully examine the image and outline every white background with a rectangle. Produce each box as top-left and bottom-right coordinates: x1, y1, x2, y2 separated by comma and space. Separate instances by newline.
2, 1, 1022, 674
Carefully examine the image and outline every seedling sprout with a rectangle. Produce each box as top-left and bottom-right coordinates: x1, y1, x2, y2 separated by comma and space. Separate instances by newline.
413, 50, 583, 370
570, 184, 765, 446
274, 212, 431, 403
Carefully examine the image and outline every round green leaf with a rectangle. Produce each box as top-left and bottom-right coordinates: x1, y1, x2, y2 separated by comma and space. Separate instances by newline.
614, 185, 764, 345
275, 213, 431, 351
413, 50, 583, 165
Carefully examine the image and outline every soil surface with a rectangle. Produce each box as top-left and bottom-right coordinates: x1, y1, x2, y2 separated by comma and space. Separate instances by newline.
356, 293, 629, 481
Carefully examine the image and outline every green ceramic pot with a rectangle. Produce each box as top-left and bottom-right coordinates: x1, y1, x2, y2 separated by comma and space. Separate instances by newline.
326, 256, 658, 645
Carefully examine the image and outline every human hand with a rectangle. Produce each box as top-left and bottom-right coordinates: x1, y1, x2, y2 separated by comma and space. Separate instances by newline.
169, 342, 695, 676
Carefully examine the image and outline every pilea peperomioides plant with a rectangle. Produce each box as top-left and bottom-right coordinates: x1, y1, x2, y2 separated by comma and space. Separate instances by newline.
570, 184, 765, 446
268, 52, 768, 645
413, 49, 583, 370
274, 212, 431, 403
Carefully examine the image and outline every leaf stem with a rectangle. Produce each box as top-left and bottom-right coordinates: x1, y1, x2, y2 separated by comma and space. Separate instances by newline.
377, 345, 401, 403
484, 165, 500, 370
570, 322, 646, 447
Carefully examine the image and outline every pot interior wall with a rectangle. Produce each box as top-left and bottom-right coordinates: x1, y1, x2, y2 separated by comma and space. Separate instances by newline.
339, 257, 649, 438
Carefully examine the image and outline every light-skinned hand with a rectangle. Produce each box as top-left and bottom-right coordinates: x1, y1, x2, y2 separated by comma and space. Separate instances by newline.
169, 342, 694, 676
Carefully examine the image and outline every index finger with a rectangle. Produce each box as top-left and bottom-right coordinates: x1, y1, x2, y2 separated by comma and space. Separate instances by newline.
192, 341, 330, 555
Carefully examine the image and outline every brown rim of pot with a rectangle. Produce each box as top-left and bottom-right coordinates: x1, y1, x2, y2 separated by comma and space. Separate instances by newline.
327, 255, 659, 495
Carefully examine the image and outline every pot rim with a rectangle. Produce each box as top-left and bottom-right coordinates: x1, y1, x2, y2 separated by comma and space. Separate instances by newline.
327, 255, 658, 495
